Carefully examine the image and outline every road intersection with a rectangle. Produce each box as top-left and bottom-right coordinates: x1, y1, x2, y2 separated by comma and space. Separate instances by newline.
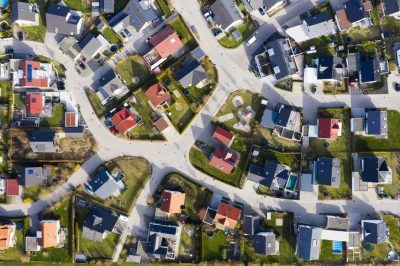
2, 0, 400, 261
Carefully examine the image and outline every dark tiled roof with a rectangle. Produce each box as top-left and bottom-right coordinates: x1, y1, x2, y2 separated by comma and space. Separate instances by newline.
304, 12, 331, 26
344, 0, 365, 23
363, 220, 387, 244
30, 130, 55, 142
317, 56, 333, 80
47, 3, 70, 17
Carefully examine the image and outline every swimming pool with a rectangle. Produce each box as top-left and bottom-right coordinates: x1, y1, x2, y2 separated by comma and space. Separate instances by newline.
286, 175, 298, 191
1, 0, 8, 8
333, 241, 343, 253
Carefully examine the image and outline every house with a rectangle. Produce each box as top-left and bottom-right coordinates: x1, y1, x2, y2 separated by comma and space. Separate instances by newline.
359, 56, 381, 84
191, 47, 206, 61
64, 126, 85, 138
65, 112, 79, 127
110, 108, 139, 134
78, 33, 110, 60
58, 36, 81, 60
100, 0, 114, 13
108, 0, 159, 40
18, 166, 47, 187
25, 94, 43, 115
347, 51, 361, 86
296, 225, 322, 261
174, 59, 209, 88
243, 215, 261, 236
137, 221, 181, 260
247, 160, 291, 190
254, 232, 279, 255
12, 60, 53, 88
326, 216, 350, 231
313, 157, 341, 187
241, 0, 287, 15
29, 130, 57, 153
87, 170, 125, 200
0, 223, 16, 250
335, 0, 372, 32
272, 104, 302, 141
209, 146, 238, 174
365, 110, 387, 137
361, 220, 387, 244
6, 179, 20, 196
213, 201, 241, 231
11, 2, 39, 26
143, 25, 184, 70
96, 70, 128, 105
91, 0, 100, 16
210, 0, 244, 32
160, 190, 185, 215
255, 38, 297, 80
382, 0, 400, 18
316, 56, 345, 82
286, 13, 336, 43
82, 207, 120, 241
153, 117, 169, 132
358, 156, 392, 184
39, 220, 63, 248
317, 118, 342, 139
145, 83, 171, 108
46, 2, 83, 35
212, 127, 234, 146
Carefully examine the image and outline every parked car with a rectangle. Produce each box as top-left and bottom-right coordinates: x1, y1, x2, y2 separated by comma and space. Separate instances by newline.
60, 63, 67, 72
245, 36, 257, 46
395, 82, 400, 92
78, 61, 86, 70
5, 47, 13, 54
57, 81, 65, 90
211, 28, 222, 37
58, 76, 66, 82
258, 8, 266, 16
17, 31, 23, 41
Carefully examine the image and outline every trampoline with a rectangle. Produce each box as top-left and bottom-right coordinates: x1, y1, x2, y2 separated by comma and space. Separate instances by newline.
333, 241, 343, 253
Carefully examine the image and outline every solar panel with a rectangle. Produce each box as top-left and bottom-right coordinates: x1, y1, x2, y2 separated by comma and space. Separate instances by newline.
32, 98, 36, 103
128, 7, 142, 27
27, 64, 32, 82
132, 0, 157, 21
28, 169, 34, 174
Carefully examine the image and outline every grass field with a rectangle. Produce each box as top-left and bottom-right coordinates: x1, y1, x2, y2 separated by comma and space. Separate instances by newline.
166, 91, 195, 132
86, 91, 117, 118
40, 104, 64, 127
256, 128, 301, 151
156, 0, 172, 17
14, 93, 25, 108
102, 27, 122, 44
64, 0, 90, 13
0, 81, 11, 103
320, 240, 345, 261
115, 55, 151, 89
0, 226, 24, 262
201, 228, 229, 261
363, 242, 391, 262
219, 21, 257, 49
34, 55, 66, 77
384, 214, 400, 250
168, 16, 196, 48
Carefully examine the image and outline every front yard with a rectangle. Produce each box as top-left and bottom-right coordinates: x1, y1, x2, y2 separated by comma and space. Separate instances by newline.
383, 214, 400, 251
219, 21, 257, 49
0, 81, 12, 103
21, 0, 46, 42
168, 16, 196, 49
102, 27, 122, 44
115, 55, 152, 89
256, 127, 301, 152
40, 104, 64, 127
201, 227, 229, 261
0, 221, 25, 262
166, 91, 195, 132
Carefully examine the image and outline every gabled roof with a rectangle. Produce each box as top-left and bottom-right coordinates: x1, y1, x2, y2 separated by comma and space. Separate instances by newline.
82, 207, 119, 241
275, 105, 292, 127
110, 108, 137, 134
149, 25, 184, 58
314, 157, 341, 187
19, 60, 50, 88
209, 146, 238, 174
318, 118, 340, 139
160, 190, 185, 214
366, 110, 387, 136
212, 127, 234, 146
359, 156, 391, 182
154, 117, 169, 132
6, 179, 19, 196
264, 39, 292, 80
65, 112, 78, 127
0, 224, 14, 250
243, 215, 260, 236
145, 83, 171, 107
304, 12, 332, 26
79, 33, 110, 58
100, 0, 114, 13
254, 232, 278, 255
317, 56, 334, 79
174, 59, 208, 88
12, 2, 36, 23
40, 220, 60, 248
296, 225, 321, 261
88, 170, 122, 199
382, 0, 400, 16
25, 94, 43, 115
336, 9, 352, 31
30, 130, 55, 142
344, 0, 365, 23
360, 56, 380, 83
210, 0, 243, 30
46, 3, 83, 35
213, 201, 241, 230
362, 220, 387, 244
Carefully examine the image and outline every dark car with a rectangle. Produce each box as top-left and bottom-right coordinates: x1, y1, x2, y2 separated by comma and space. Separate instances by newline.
57, 81, 65, 90
5, 48, 13, 54
258, 8, 266, 16
17, 31, 23, 41
395, 82, 400, 92
78, 61, 86, 70
60, 63, 67, 72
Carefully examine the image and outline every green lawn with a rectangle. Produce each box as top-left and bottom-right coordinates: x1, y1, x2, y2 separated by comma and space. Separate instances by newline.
156, 0, 172, 17
168, 16, 196, 49
21, 0, 46, 42
86, 91, 118, 118
189, 145, 247, 187
34, 55, 65, 77
0, 227, 24, 262
166, 91, 195, 132
126, 102, 164, 140
22, 186, 43, 201
115, 55, 151, 89
179, 225, 199, 259
256, 128, 301, 151
384, 215, 400, 250
354, 110, 400, 152
14, 93, 25, 108
320, 240, 345, 261
40, 104, 64, 127
323, 80, 348, 94
201, 228, 229, 261
219, 21, 257, 49
363, 242, 391, 262
114, 0, 130, 13
64, 0, 90, 13
102, 27, 122, 44
158, 173, 212, 222
107, 157, 152, 213
243, 212, 298, 264
310, 1, 334, 17
346, 27, 381, 43
264, 150, 301, 172
0, 81, 11, 103
214, 89, 261, 136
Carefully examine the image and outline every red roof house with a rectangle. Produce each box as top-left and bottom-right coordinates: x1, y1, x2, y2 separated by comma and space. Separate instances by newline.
154, 117, 169, 132
160, 190, 186, 214
25, 94, 43, 115
110, 108, 137, 134
6, 179, 20, 196
318, 118, 341, 139
212, 127, 234, 146
209, 146, 238, 174
213, 201, 241, 230
149, 25, 184, 59
18, 60, 50, 88
145, 83, 171, 108
65, 112, 78, 127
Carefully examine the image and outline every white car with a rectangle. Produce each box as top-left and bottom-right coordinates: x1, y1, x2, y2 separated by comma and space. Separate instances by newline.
245, 36, 257, 46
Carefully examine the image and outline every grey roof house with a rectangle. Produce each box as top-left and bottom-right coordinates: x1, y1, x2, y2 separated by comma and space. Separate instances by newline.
317, 56, 345, 82
358, 156, 392, 184
254, 232, 279, 255
12, 2, 39, 26
361, 220, 387, 244
247, 160, 291, 190
365, 110, 387, 137
359, 56, 381, 84
100, 0, 114, 13
78, 33, 110, 59
174, 59, 209, 88
296, 225, 322, 261
335, 0, 372, 32
46, 2, 83, 35
96, 70, 129, 105
210, 0, 244, 31
382, 0, 400, 18
29, 130, 57, 153
313, 157, 341, 187
18, 166, 47, 187
243, 215, 261, 236
242, 0, 287, 14
87, 170, 125, 200
82, 207, 120, 241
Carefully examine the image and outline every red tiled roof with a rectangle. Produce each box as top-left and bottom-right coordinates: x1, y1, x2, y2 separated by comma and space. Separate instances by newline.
65, 112, 78, 127
19, 60, 49, 88
336, 9, 352, 31
110, 108, 137, 134
212, 127, 234, 146
209, 146, 238, 174
214, 201, 241, 230
25, 94, 43, 114
160, 190, 186, 214
145, 83, 171, 107
318, 118, 340, 139
149, 25, 184, 59
6, 179, 19, 196
40, 220, 59, 248
154, 117, 169, 132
